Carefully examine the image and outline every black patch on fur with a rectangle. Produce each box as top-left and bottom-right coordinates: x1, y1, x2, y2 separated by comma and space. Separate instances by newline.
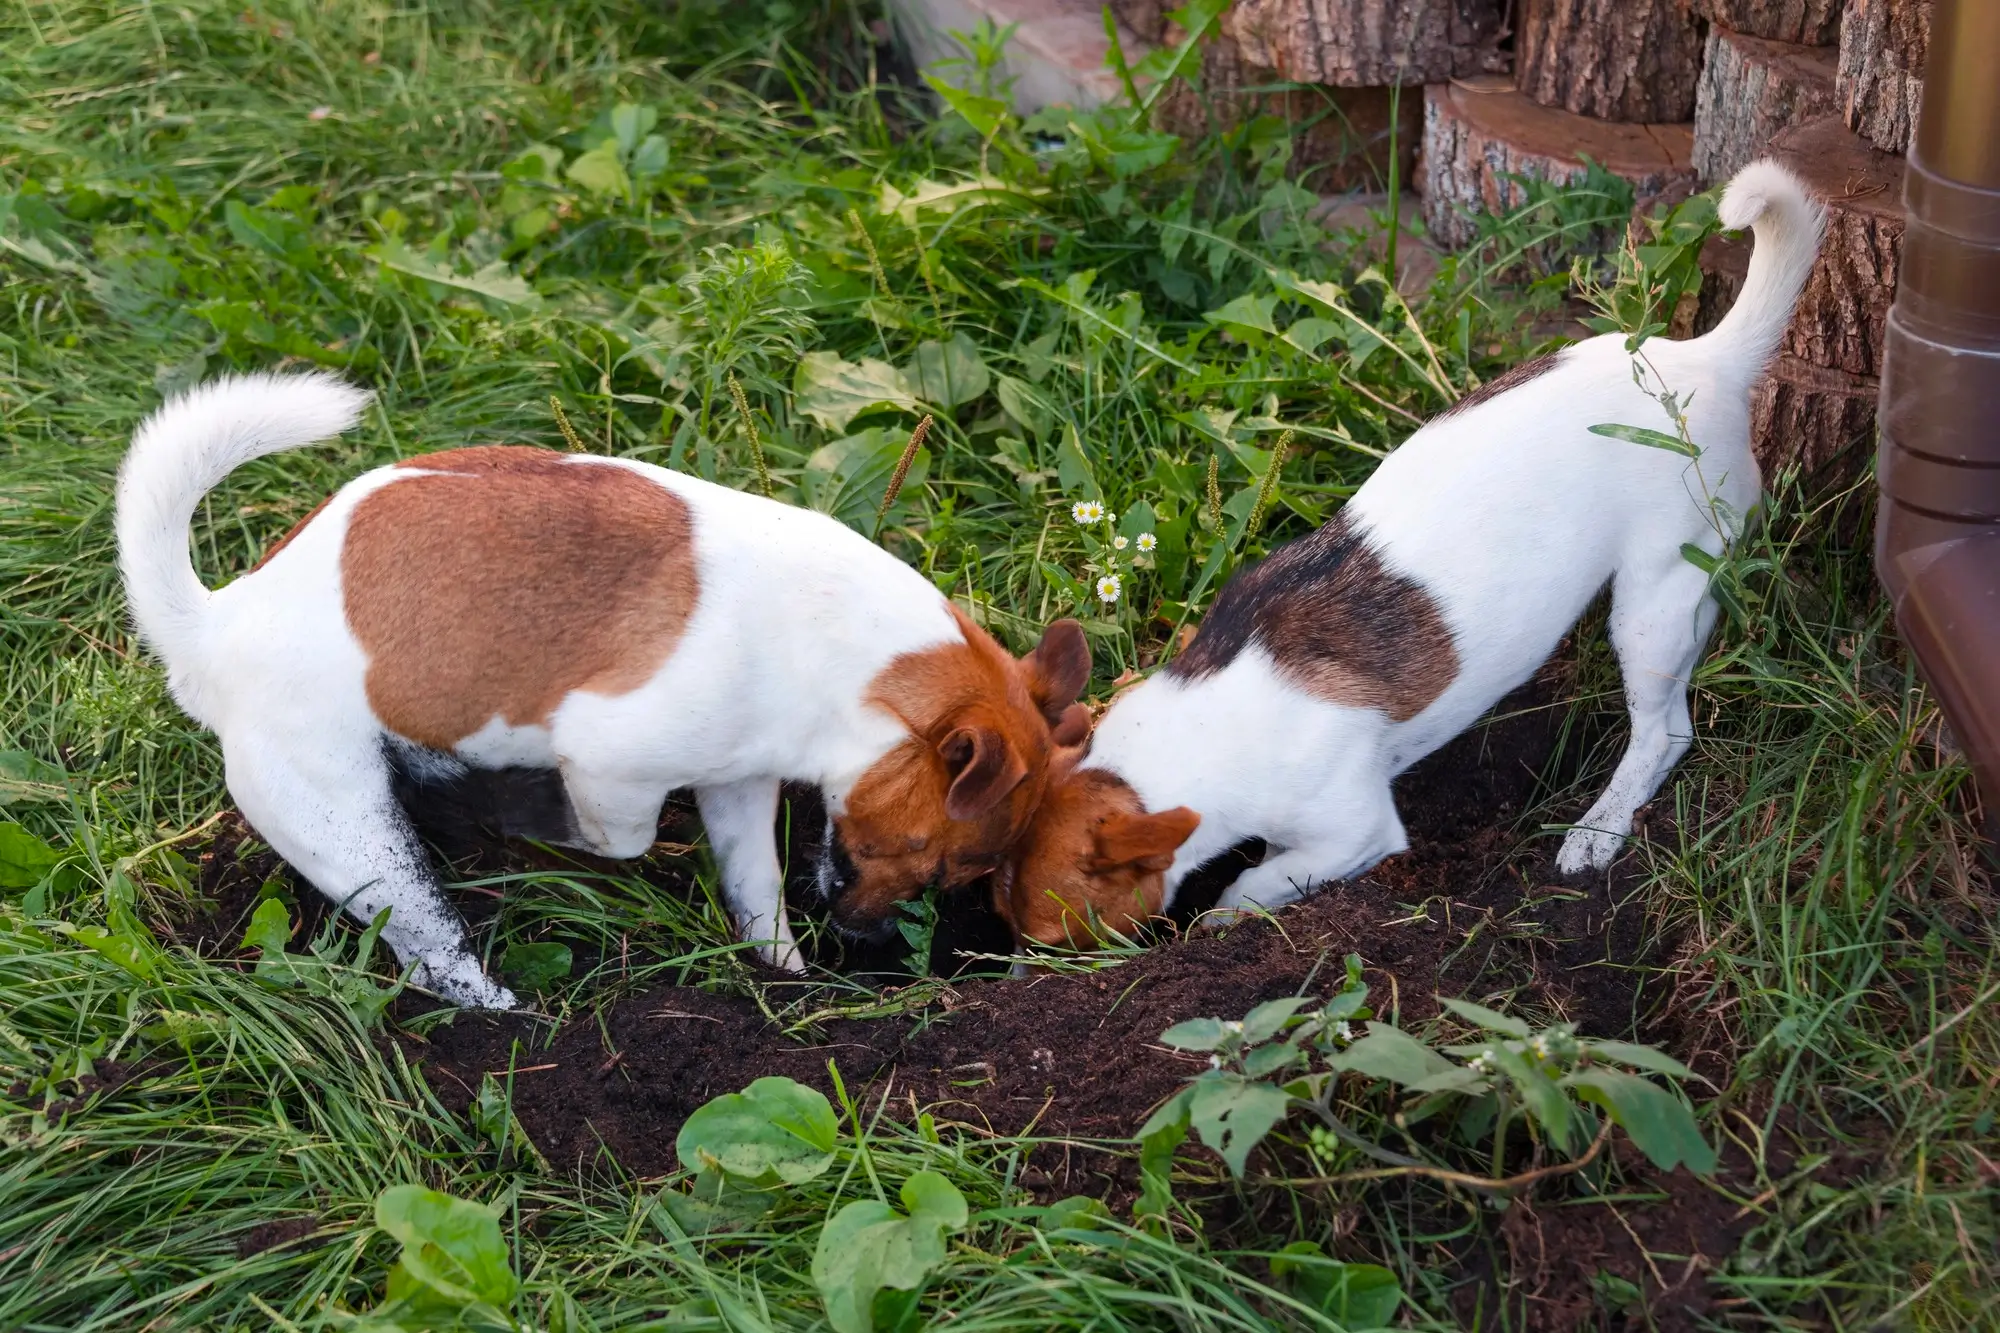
1166, 511, 1458, 721
1432, 351, 1563, 424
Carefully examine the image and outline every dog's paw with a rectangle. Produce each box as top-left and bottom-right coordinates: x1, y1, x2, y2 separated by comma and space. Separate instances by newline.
417, 954, 519, 1010
1555, 825, 1626, 875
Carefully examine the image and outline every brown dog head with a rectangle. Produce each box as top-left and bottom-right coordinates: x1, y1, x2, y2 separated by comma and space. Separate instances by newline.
990, 750, 1200, 950
820, 609, 1093, 938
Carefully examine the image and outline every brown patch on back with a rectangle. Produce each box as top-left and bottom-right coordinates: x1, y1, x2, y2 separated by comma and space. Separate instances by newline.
1432, 351, 1562, 424
343, 447, 697, 749
251, 495, 334, 572
1168, 511, 1458, 721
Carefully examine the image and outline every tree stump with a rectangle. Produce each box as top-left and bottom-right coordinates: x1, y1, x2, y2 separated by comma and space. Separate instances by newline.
1693, 28, 1838, 182
1835, 0, 1931, 153
1420, 78, 1699, 251
1750, 355, 1879, 476
1670, 232, 1751, 339
1694, 0, 1841, 45
1155, 35, 1423, 192
1107, 0, 1167, 45
1221, 0, 1503, 86
1764, 115, 1905, 377
1515, 0, 1705, 123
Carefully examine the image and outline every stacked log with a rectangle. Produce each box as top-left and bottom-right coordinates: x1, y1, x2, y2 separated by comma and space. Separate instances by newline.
1695, 0, 1843, 44
1835, 0, 1930, 153
1514, 0, 1705, 123
1223, 0, 1502, 85
1421, 77, 1699, 251
1692, 28, 1838, 181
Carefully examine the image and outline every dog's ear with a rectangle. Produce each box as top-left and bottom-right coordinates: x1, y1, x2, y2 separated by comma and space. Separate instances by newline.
1050, 701, 1092, 748
1021, 620, 1091, 724
1088, 807, 1200, 874
939, 726, 1029, 820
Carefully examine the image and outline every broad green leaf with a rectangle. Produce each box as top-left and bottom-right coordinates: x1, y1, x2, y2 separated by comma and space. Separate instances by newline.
1204, 292, 1278, 336
1563, 1068, 1718, 1174
224, 201, 297, 256
1587, 422, 1699, 457
375, 1184, 518, 1309
244, 897, 293, 969
1332, 1023, 1456, 1086
793, 352, 918, 433
72, 923, 158, 980
1437, 996, 1531, 1037
878, 175, 1044, 222
811, 1171, 967, 1333
1118, 500, 1158, 543
658, 1171, 776, 1237
1270, 1244, 1404, 1328
995, 374, 1055, 440
922, 76, 1008, 140
504, 143, 563, 181
608, 102, 658, 156
1055, 423, 1097, 499
1281, 317, 1342, 356
1485, 1044, 1573, 1153
0, 750, 67, 806
1583, 1040, 1696, 1081
1134, 1086, 1192, 1224
802, 427, 931, 530
1241, 995, 1315, 1043
630, 134, 669, 180
500, 942, 573, 994
903, 334, 990, 408
0, 821, 61, 889
1243, 1043, 1306, 1078
370, 239, 541, 309
1187, 1073, 1292, 1177
1039, 1195, 1110, 1232
676, 1076, 838, 1186
1158, 1017, 1229, 1051
566, 145, 630, 197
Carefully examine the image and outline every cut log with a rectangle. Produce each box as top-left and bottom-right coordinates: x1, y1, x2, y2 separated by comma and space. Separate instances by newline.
1750, 354, 1879, 477
1515, 0, 1705, 123
1764, 115, 1905, 376
1693, 28, 1838, 182
1156, 36, 1422, 192
1420, 78, 1699, 251
1106, 0, 1166, 44
1835, 0, 1931, 153
1693, 0, 1841, 45
1221, 0, 1503, 86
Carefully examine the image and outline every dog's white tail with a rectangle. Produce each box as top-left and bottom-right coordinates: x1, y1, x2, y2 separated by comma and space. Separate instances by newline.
116, 373, 371, 706
1699, 160, 1826, 369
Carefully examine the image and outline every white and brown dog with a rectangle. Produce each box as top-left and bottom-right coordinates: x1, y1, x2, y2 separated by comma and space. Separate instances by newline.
979, 160, 1826, 950
116, 385, 1090, 1006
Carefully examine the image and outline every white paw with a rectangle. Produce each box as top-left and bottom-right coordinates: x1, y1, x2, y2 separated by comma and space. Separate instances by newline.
746, 920, 804, 973
417, 953, 519, 1010
1555, 825, 1627, 875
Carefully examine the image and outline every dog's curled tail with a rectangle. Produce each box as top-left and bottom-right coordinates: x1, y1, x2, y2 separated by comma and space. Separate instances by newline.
1700, 160, 1827, 370
116, 372, 370, 707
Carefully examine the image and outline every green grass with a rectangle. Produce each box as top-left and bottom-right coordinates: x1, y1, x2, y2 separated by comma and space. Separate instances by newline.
2, 0, 1995, 1328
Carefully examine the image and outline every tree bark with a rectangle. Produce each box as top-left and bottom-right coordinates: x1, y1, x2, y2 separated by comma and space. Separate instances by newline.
1421, 78, 1699, 251
1670, 233, 1751, 339
1750, 355, 1879, 477
1515, 0, 1705, 123
1220, 0, 1503, 86
1154, 36, 1423, 192
1835, 0, 1931, 153
1694, 0, 1841, 45
1693, 28, 1838, 181
1765, 115, 1906, 376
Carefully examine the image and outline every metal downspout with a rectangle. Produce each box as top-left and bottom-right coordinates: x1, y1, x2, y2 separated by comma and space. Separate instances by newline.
1874, 0, 2000, 817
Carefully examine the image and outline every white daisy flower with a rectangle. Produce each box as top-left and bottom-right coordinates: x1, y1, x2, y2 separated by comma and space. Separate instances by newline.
1071, 500, 1104, 524
1096, 574, 1121, 603
1135, 532, 1157, 552
1113, 535, 1129, 550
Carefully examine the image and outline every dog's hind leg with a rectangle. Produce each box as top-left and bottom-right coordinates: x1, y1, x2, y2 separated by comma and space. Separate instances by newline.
1556, 559, 1717, 874
696, 778, 801, 972
223, 730, 517, 1008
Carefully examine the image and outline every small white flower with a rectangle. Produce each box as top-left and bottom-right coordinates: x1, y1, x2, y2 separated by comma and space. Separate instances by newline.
1071, 500, 1104, 524
1468, 1052, 1494, 1074
1096, 574, 1121, 603
1334, 1021, 1354, 1042
1113, 535, 1130, 551
1207, 1054, 1222, 1069
1530, 1035, 1552, 1060
308, 105, 333, 121
1135, 532, 1157, 552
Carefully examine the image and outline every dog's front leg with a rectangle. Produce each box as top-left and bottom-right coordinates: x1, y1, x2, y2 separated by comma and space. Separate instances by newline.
695, 777, 802, 972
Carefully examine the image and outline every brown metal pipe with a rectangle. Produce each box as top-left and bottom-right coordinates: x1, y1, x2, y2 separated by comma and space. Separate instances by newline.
1875, 0, 2000, 811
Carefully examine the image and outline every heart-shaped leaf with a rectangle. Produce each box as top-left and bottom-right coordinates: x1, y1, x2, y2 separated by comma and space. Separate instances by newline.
676, 1076, 838, 1187
812, 1171, 968, 1333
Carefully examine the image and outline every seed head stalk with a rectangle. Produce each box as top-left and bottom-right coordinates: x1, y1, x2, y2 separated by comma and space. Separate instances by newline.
726, 372, 774, 499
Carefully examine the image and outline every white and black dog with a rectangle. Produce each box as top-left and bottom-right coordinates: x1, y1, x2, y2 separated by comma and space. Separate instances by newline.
975, 160, 1827, 949
116, 385, 1089, 1006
